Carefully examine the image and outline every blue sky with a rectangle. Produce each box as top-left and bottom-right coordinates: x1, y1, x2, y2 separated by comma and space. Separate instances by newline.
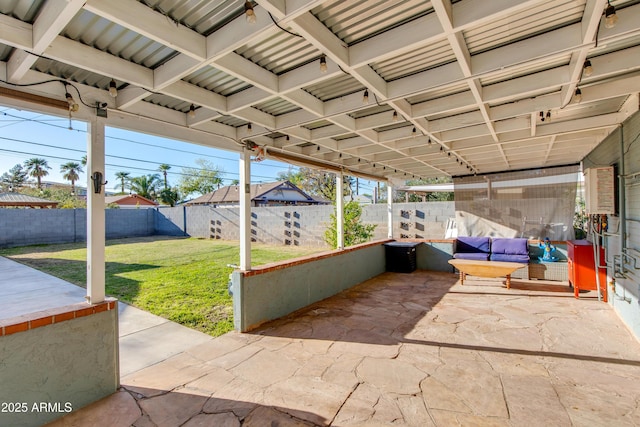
0, 106, 375, 196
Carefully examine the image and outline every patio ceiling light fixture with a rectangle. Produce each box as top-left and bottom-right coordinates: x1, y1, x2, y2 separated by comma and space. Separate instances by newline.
605, 1, 618, 29
244, 1, 256, 24
108, 79, 117, 97
574, 88, 582, 103
583, 60, 593, 77
319, 56, 327, 73
64, 85, 79, 112
188, 104, 196, 117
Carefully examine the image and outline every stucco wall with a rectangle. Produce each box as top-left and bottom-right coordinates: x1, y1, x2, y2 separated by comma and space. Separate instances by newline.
582, 109, 640, 339
0, 308, 119, 427
232, 242, 388, 331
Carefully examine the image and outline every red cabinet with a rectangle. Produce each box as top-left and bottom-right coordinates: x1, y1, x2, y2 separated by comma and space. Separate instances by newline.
567, 240, 607, 302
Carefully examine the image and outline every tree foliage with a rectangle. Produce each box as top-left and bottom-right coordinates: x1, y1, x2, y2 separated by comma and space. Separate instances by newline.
277, 167, 354, 202
158, 164, 171, 189
324, 201, 376, 249
20, 186, 86, 209
158, 187, 180, 206
114, 171, 131, 193
23, 158, 51, 189
0, 164, 29, 191
129, 174, 161, 200
60, 162, 83, 193
178, 158, 223, 198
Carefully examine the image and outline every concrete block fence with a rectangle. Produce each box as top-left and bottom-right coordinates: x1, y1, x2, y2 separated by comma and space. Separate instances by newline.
0, 202, 454, 248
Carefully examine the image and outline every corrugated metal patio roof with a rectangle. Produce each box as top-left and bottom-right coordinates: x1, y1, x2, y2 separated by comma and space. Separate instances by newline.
0, 0, 639, 180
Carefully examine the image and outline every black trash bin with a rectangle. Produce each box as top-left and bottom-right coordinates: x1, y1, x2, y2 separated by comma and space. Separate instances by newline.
384, 242, 419, 273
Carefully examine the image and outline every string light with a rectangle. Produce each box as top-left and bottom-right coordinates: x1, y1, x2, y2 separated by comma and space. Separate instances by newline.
392, 111, 398, 122
583, 60, 593, 77
604, 2, 618, 29
247, 123, 252, 133
244, 1, 256, 24
319, 56, 327, 73
108, 79, 118, 97
188, 104, 196, 118
362, 90, 369, 104
574, 88, 582, 103
64, 89, 79, 112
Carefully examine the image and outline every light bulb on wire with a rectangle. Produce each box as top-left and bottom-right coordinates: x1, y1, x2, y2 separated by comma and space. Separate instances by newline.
574, 88, 582, 103
108, 79, 118, 97
65, 92, 79, 112
604, 2, 618, 29
319, 56, 327, 73
244, 1, 256, 24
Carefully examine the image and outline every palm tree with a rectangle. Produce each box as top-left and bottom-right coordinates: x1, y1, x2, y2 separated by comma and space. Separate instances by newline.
129, 174, 160, 200
23, 158, 51, 189
60, 162, 83, 194
80, 155, 87, 167
114, 171, 131, 193
158, 164, 171, 189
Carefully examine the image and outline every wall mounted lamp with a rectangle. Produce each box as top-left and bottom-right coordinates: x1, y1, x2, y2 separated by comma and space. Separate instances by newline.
91, 172, 108, 194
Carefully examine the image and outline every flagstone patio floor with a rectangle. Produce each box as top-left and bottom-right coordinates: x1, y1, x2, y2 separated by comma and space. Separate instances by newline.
47, 271, 640, 427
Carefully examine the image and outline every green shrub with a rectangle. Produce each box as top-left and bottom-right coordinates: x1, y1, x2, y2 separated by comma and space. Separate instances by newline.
325, 201, 376, 248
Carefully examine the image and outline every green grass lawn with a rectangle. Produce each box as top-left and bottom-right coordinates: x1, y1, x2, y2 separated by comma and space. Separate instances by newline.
0, 237, 324, 336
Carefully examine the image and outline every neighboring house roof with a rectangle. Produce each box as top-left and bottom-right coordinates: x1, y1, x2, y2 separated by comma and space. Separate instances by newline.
187, 181, 327, 205
105, 194, 157, 206
0, 192, 58, 208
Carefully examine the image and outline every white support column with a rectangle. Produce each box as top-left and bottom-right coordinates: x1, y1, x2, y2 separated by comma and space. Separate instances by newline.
387, 183, 394, 239
336, 172, 344, 250
86, 117, 106, 304
239, 148, 251, 270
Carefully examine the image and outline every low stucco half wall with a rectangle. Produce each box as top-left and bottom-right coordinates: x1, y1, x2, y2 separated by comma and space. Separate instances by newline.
0, 300, 119, 427
232, 240, 390, 331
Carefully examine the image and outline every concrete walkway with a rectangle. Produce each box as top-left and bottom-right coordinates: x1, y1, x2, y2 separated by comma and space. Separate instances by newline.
0, 256, 212, 378
38, 268, 640, 427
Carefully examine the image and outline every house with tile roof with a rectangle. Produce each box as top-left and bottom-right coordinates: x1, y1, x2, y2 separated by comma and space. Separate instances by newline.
186, 181, 328, 207
105, 194, 158, 208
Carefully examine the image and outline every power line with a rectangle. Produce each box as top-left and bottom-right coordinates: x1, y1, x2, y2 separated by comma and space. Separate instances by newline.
0, 135, 286, 180
0, 147, 277, 182
1, 110, 294, 170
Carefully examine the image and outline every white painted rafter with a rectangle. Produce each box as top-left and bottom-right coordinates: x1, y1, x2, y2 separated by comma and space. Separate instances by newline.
1, 0, 640, 179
